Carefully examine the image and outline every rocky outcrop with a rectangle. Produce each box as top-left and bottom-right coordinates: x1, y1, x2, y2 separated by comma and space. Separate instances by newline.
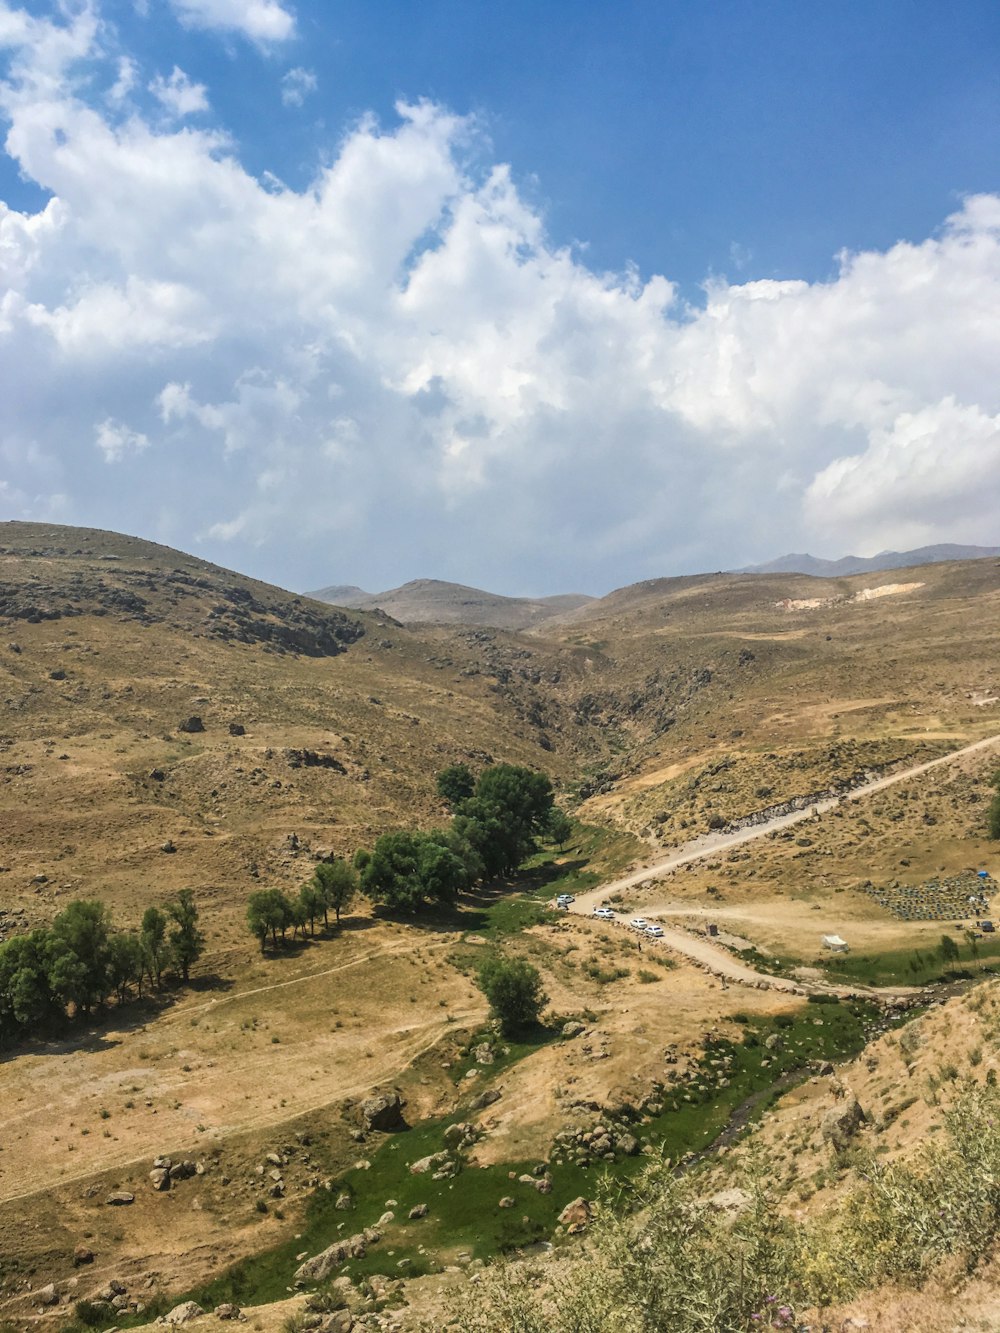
822, 1098, 867, 1150
358, 1090, 404, 1132
295, 1229, 382, 1282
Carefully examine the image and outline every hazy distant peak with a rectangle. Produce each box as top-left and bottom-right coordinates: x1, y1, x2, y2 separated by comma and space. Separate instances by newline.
306, 577, 594, 628
741, 544, 1000, 577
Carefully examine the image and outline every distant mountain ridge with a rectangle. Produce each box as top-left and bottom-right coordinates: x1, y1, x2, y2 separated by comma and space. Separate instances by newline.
306, 577, 595, 629
740, 544, 1000, 577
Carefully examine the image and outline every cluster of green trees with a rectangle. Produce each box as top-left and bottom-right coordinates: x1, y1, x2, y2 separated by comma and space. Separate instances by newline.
988, 769, 1000, 839
356, 763, 562, 913
0, 891, 204, 1047
245, 762, 569, 946
246, 859, 357, 950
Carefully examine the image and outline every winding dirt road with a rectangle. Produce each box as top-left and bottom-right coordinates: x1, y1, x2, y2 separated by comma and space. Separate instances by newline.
568, 732, 1000, 997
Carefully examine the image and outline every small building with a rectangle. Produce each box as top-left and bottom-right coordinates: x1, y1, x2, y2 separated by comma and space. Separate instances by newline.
821, 934, 849, 953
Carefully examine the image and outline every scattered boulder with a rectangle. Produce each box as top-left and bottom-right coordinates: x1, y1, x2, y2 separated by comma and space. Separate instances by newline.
615, 1133, 640, 1157
359, 1090, 404, 1132
161, 840, 177, 854
73, 1245, 94, 1266
335, 1192, 353, 1211
106, 1191, 135, 1206
228, 723, 246, 737
498, 1196, 515, 1209
322, 1313, 353, 1333
169, 1160, 197, 1181
469, 1088, 501, 1111
409, 1151, 451, 1176
149, 1168, 170, 1191
36, 1284, 59, 1307
408, 1203, 428, 1219
178, 716, 204, 734
149, 768, 165, 782
214, 1304, 242, 1321
473, 1042, 495, 1065
561, 1021, 586, 1039
160, 1301, 204, 1325
443, 1122, 473, 1150
557, 1197, 593, 1234
295, 1231, 378, 1282
822, 1098, 867, 1151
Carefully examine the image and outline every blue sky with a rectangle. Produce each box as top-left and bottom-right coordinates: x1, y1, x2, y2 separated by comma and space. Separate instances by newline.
1, 1, 999, 595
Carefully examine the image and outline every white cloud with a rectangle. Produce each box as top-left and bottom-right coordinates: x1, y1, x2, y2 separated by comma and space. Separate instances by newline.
108, 56, 137, 104
149, 66, 209, 118
0, 3, 999, 590
281, 66, 316, 107
170, 0, 295, 44
95, 418, 150, 462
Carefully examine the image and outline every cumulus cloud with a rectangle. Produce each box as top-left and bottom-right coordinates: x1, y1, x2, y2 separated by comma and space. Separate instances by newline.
0, 1, 998, 594
149, 66, 209, 117
95, 418, 150, 462
281, 66, 316, 107
170, 0, 295, 44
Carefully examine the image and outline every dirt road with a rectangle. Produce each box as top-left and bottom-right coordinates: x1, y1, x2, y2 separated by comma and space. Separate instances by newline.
568, 732, 1000, 996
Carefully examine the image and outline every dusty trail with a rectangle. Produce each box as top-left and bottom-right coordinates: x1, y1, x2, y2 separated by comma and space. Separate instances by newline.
569, 732, 1000, 997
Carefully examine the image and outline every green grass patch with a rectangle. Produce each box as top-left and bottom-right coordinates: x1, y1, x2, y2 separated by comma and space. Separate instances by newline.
818, 938, 1000, 987
167, 1000, 896, 1320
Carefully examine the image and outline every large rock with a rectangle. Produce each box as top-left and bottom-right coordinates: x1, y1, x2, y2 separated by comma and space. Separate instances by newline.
295, 1231, 379, 1282
409, 1151, 451, 1175
358, 1090, 404, 1132
73, 1245, 94, 1266
36, 1284, 59, 1307
160, 1301, 204, 1325
558, 1197, 593, 1234
214, 1305, 242, 1321
106, 1191, 135, 1206
821, 1098, 867, 1151
149, 1168, 170, 1191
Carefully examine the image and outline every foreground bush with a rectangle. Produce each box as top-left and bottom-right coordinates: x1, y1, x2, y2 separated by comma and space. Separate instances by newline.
447, 1081, 1000, 1331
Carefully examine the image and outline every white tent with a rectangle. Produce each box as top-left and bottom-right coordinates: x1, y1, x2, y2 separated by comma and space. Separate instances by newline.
821, 934, 849, 952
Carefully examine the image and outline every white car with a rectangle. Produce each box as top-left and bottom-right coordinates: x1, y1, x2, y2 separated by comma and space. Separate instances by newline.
629, 917, 649, 931
592, 907, 616, 920
644, 924, 664, 939
556, 893, 575, 906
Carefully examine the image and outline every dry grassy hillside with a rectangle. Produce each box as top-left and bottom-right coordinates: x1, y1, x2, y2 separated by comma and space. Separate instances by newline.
2, 525, 1000, 1331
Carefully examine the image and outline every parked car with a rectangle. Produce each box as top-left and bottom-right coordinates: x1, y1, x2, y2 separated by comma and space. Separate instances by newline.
644, 924, 664, 938
629, 917, 649, 931
556, 893, 575, 907
979, 920, 995, 933
592, 907, 615, 920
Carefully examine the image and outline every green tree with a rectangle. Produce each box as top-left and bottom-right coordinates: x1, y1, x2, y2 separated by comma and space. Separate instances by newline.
545, 807, 573, 849
360, 831, 427, 912
298, 881, 324, 936
313, 858, 357, 926
247, 889, 291, 950
140, 906, 169, 988
939, 933, 961, 965
459, 764, 555, 875
166, 889, 204, 982
417, 835, 469, 904
46, 900, 112, 1015
477, 955, 548, 1036
0, 930, 58, 1042
107, 932, 145, 1003
436, 762, 475, 807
